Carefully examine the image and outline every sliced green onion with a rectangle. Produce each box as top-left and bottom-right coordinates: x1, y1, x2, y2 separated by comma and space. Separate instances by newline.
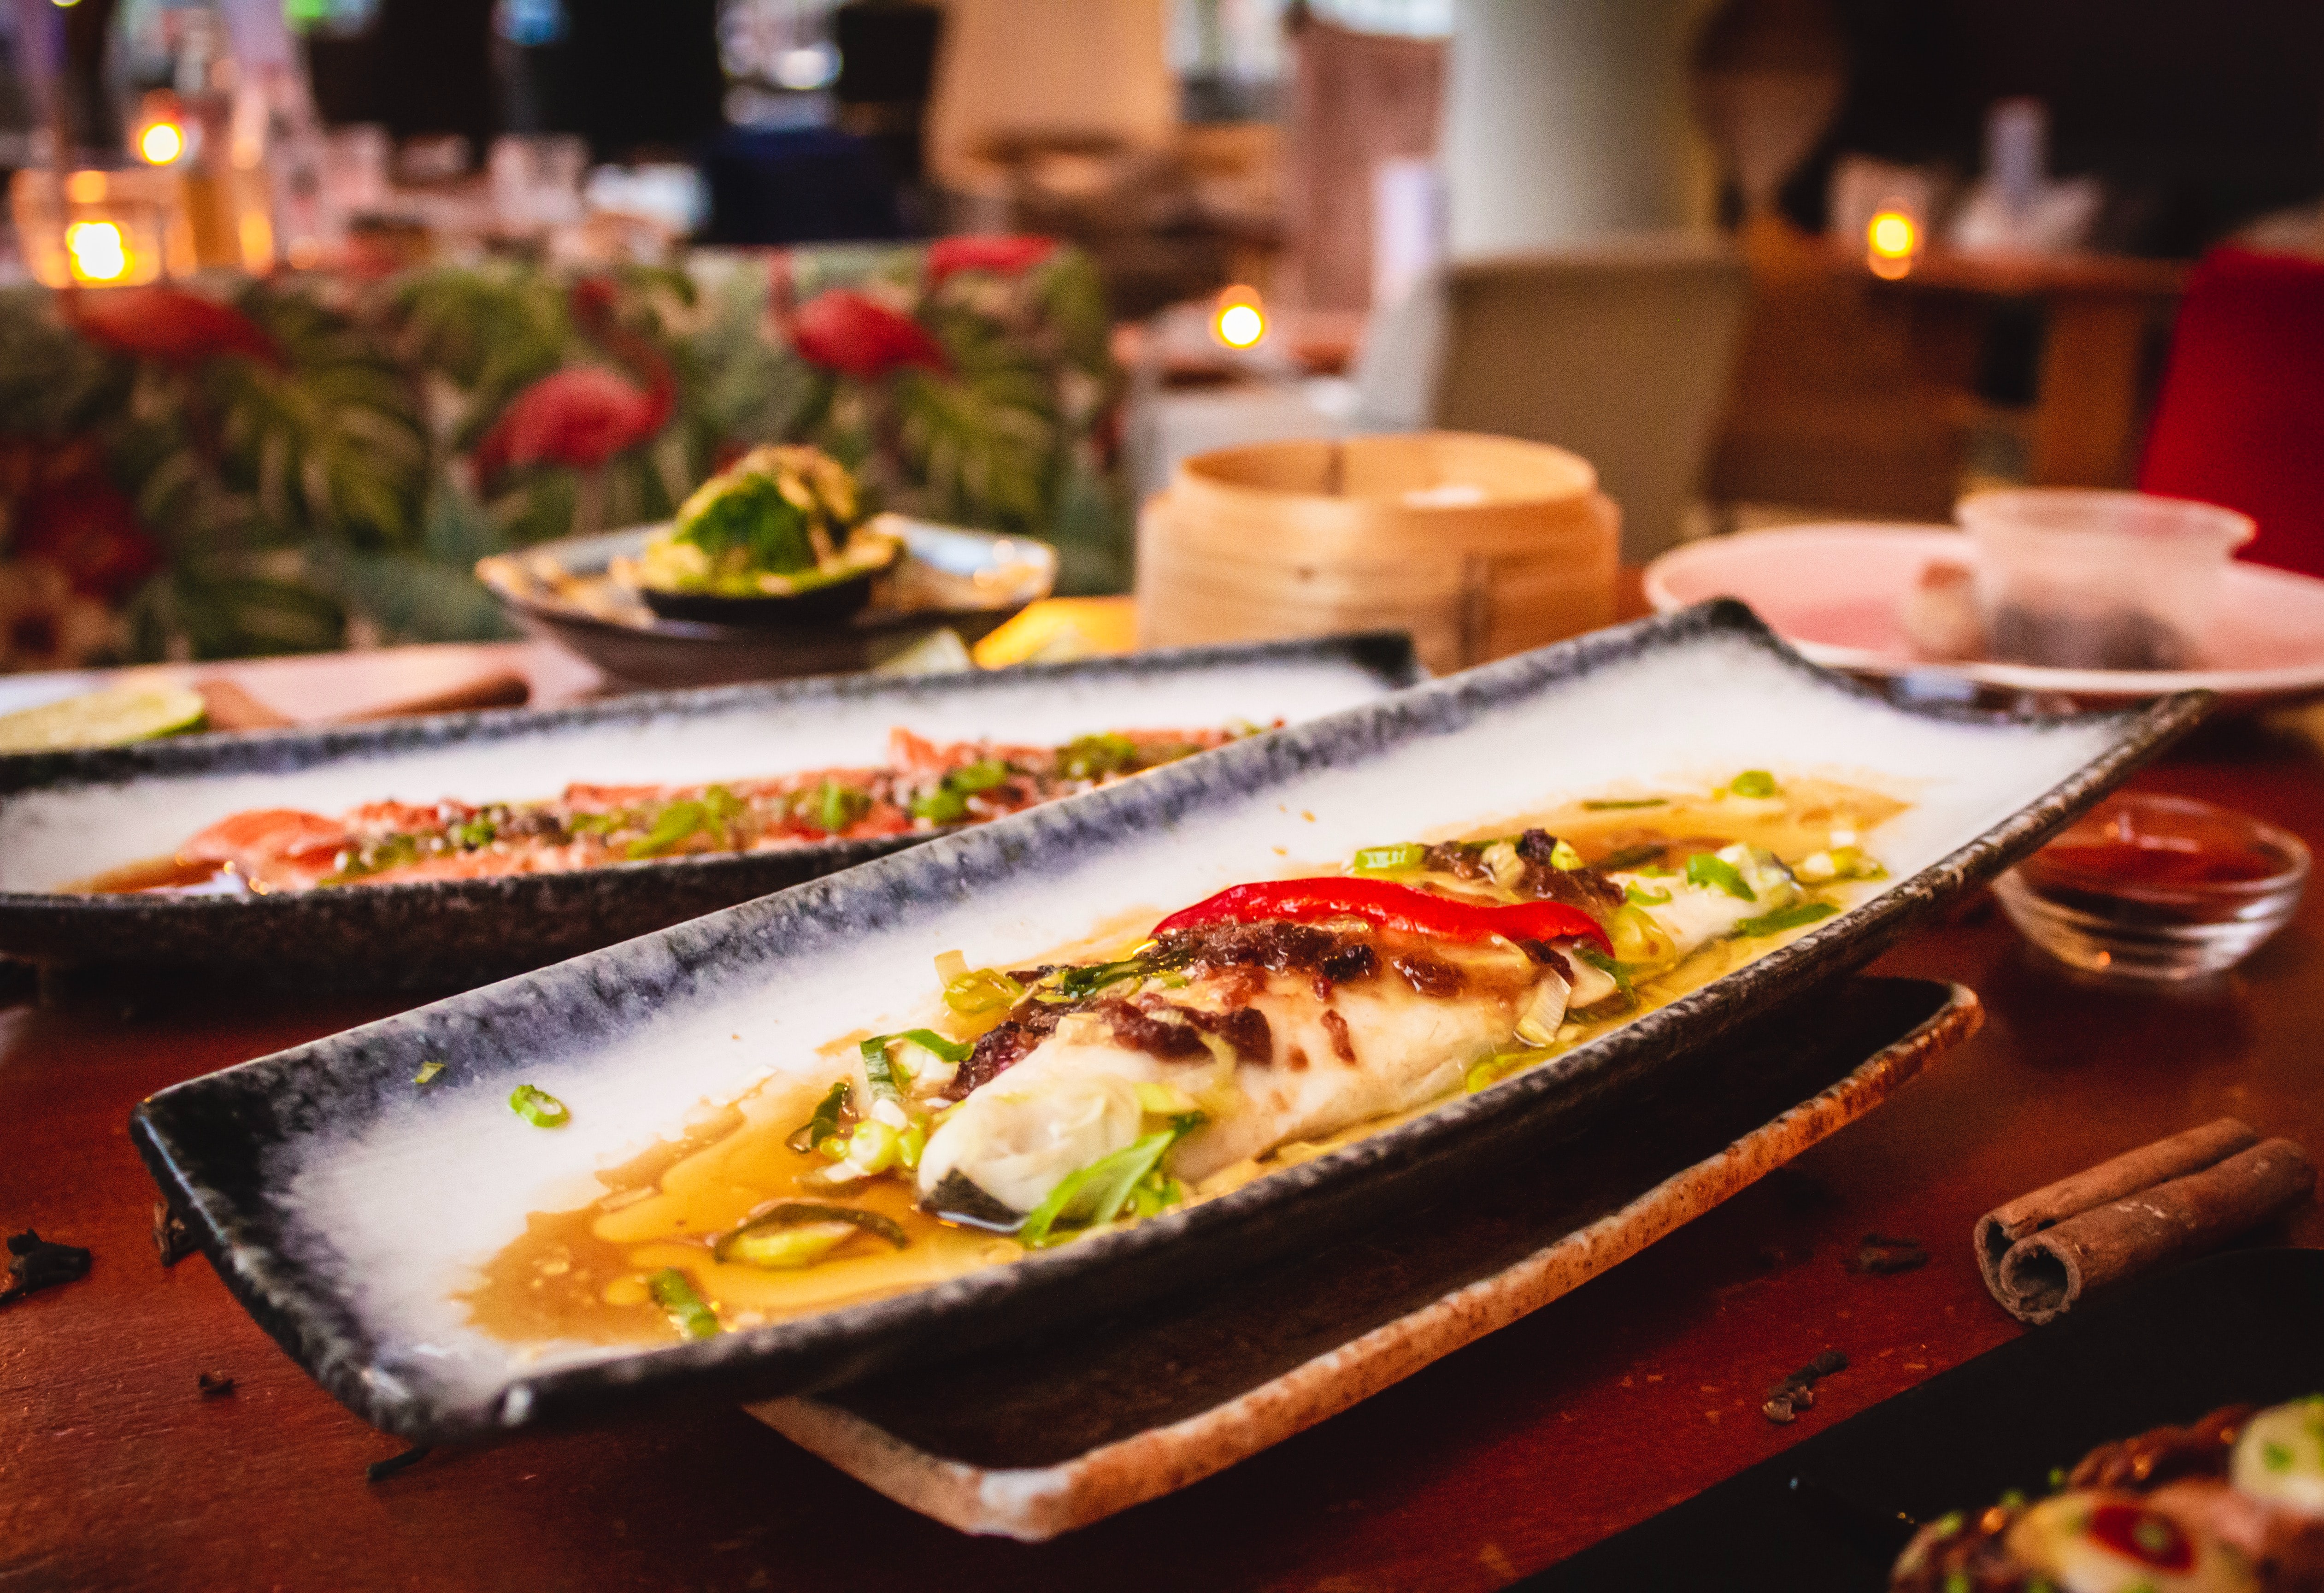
626, 799, 706, 859
1597, 843, 1666, 872
1730, 769, 1780, 799
1571, 943, 1637, 1003
810, 779, 870, 836
1465, 1044, 1558, 1093
1058, 732, 1138, 780
1548, 838, 1586, 871
1019, 1129, 1179, 1248
910, 785, 969, 824
450, 816, 495, 850
1582, 797, 1667, 811
942, 964, 1024, 1015
1686, 852, 1756, 902
1624, 881, 1672, 906
648, 1268, 719, 1338
715, 1202, 909, 1268
2263, 1441, 2295, 1472
412, 1059, 446, 1086
1730, 900, 1840, 938
1350, 842, 1428, 875
702, 783, 746, 838
1048, 953, 1154, 1001
950, 759, 1011, 793
508, 1084, 570, 1127
785, 1080, 852, 1153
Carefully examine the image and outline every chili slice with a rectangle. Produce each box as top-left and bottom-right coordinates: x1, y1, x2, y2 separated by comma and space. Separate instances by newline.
1151, 877, 1612, 955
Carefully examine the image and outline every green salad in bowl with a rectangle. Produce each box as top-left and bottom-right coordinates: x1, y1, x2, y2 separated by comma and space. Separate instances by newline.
625, 445, 901, 625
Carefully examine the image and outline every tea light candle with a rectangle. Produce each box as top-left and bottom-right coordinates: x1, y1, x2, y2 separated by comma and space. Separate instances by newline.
8, 167, 193, 288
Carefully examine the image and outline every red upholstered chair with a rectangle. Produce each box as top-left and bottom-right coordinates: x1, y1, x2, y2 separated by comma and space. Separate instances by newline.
2139, 247, 2324, 579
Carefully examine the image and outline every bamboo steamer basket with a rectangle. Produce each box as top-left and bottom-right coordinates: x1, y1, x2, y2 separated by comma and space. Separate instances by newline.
1136, 432, 1620, 674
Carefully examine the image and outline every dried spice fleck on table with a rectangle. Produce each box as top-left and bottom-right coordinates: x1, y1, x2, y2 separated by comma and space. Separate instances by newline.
196, 1372, 236, 1399
153, 1202, 194, 1267
1847, 1233, 1928, 1274
1, 1230, 90, 1305
1763, 1349, 1849, 1424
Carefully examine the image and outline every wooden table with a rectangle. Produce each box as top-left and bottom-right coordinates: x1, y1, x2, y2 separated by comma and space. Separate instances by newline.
6, 724, 2321, 1591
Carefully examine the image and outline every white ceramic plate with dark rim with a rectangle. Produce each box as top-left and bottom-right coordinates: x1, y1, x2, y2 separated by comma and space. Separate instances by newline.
128, 602, 2209, 1445
1645, 525, 2324, 706
477, 516, 1057, 689
0, 635, 1420, 987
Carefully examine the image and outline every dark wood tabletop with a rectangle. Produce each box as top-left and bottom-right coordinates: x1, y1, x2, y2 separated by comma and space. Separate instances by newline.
5, 719, 2320, 1593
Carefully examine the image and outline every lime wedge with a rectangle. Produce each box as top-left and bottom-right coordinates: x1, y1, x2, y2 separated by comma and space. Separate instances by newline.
0, 683, 209, 753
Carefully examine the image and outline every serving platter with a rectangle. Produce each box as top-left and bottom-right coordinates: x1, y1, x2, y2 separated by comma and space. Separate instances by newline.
1645, 525, 2324, 706
0, 634, 1420, 987
129, 602, 2208, 1446
755, 977, 1978, 1540
477, 516, 1057, 689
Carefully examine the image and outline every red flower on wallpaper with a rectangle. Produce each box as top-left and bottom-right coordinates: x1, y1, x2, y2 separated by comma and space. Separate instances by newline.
12, 472, 161, 601
925, 235, 1056, 285
61, 285, 283, 369
788, 288, 949, 382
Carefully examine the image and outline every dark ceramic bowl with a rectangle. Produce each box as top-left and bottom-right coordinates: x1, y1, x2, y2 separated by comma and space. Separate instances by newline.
128, 602, 2209, 1445
637, 568, 879, 627
477, 514, 1055, 689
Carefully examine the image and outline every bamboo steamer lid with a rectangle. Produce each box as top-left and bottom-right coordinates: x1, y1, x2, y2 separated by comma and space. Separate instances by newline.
1136, 431, 1620, 674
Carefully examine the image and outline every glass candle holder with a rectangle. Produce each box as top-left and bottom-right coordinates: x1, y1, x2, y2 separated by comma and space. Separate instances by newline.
10, 167, 195, 287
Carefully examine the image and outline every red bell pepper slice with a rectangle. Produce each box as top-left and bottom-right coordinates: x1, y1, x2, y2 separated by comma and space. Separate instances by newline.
1152, 877, 1612, 956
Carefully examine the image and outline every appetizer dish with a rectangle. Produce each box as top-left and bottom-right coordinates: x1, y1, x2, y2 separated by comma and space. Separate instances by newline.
620, 445, 899, 623
1892, 1397, 2324, 1593
81, 725, 1254, 897
473, 770, 1901, 1346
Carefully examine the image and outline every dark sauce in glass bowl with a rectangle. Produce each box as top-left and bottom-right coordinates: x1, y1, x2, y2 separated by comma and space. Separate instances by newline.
1997, 793, 2310, 981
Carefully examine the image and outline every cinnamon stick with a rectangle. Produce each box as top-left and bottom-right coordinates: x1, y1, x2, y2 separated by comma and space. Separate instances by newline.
1975, 1122, 2314, 1325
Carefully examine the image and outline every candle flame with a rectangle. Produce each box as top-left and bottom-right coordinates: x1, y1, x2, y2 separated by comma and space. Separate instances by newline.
1867, 208, 1918, 279
1215, 288, 1265, 349
66, 221, 129, 283
140, 121, 185, 165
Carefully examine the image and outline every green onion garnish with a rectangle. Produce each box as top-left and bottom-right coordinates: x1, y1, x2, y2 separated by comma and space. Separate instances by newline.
942, 965, 1024, 1016
1624, 881, 1672, 906
1730, 900, 1839, 938
1464, 1044, 1557, 1094
626, 799, 706, 860
1057, 732, 1138, 781
786, 1080, 852, 1153
648, 1268, 719, 1339
1547, 838, 1586, 871
950, 760, 1011, 793
412, 1059, 446, 1086
1350, 842, 1428, 875
715, 1202, 909, 1268
2263, 1442, 2295, 1472
1729, 770, 1779, 799
811, 779, 869, 835
1582, 797, 1667, 811
1596, 843, 1666, 873
910, 786, 969, 825
508, 1084, 570, 1127
1019, 1130, 1179, 1248
1686, 852, 1756, 901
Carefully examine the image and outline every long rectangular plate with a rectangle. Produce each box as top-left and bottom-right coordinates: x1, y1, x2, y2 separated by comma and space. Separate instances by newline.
129, 602, 2209, 1444
752, 976, 1979, 1540
0, 633, 1418, 985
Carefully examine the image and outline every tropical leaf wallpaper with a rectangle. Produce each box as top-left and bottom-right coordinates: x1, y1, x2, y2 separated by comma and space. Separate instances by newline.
0, 238, 1124, 671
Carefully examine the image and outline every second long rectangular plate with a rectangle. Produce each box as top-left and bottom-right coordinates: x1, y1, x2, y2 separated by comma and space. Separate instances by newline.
130, 602, 2209, 1444
0, 634, 1418, 985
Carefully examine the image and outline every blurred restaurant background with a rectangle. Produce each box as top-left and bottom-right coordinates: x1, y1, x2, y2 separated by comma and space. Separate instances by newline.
0, 0, 2318, 679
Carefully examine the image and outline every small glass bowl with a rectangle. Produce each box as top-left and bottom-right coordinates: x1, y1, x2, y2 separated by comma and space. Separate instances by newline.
1995, 793, 2309, 983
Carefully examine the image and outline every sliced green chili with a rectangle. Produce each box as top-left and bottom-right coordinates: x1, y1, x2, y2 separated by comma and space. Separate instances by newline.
1730, 900, 1839, 938
1686, 852, 1756, 902
1350, 842, 1428, 875
508, 1084, 570, 1127
648, 1267, 719, 1339
1730, 769, 1780, 799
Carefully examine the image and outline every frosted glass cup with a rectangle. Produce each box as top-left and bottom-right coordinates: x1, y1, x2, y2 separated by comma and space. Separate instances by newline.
1958, 489, 2254, 671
